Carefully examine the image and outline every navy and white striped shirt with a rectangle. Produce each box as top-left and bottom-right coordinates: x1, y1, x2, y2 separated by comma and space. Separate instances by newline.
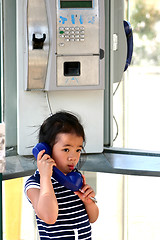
24, 170, 92, 239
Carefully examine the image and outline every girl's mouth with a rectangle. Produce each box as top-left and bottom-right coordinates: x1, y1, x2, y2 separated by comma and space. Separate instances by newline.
68, 165, 74, 170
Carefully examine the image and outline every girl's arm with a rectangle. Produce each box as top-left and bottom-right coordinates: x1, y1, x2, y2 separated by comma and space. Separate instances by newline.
75, 175, 99, 223
27, 150, 58, 225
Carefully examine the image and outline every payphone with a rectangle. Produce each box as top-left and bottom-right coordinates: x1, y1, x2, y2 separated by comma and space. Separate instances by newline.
17, 0, 105, 155
26, 0, 105, 91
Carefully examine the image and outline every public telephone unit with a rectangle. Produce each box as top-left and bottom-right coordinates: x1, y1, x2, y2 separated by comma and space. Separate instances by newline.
17, 0, 105, 155
26, 0, 105, 91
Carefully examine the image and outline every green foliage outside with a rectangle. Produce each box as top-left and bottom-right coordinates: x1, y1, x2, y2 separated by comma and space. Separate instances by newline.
130, 0, 160, 65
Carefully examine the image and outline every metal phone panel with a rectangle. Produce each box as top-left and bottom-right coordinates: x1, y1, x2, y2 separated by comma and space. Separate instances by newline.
111, 0, 127, 83
17, 0, 104, 155
57, 55, 99, 87
56, 0, 99, 55
27, 0, 49, 90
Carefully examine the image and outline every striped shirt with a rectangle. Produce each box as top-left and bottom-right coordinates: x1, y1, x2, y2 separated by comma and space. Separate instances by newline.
24, 170, 92, 240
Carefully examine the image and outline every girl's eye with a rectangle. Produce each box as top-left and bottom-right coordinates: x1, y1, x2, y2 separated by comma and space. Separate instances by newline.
76, 149, 82, 153
63, 148, 69, 152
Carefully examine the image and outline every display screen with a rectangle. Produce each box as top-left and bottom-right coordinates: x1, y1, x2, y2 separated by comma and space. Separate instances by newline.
60, 1, 92, 8
64, 62, 80, 76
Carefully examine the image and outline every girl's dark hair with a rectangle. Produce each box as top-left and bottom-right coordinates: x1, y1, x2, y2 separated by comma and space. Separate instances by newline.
39, 111, 86, 149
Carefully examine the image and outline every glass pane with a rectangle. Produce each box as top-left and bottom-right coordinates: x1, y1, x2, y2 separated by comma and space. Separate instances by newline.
3, 173, 125, 240
113, 1, 160, 240
126, 0, 160, 151
4, 173, 160, 240
126, 175, 160, 240
3, 177, 39, 240
113, 0, 160, 151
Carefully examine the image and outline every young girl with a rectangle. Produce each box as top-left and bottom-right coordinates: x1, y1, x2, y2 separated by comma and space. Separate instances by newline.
25, 111, 99, 240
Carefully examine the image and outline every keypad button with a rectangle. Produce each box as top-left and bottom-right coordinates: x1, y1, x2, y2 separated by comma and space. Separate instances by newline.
59, 30, 65, 34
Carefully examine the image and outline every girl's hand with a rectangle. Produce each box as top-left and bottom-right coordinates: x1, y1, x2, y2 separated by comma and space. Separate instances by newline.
75, 175, 96, 204
37, 150, 56, 179
75, 175, 99, 223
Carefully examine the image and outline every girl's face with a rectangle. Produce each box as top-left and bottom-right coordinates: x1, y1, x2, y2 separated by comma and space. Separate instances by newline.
52, 133, 83, 174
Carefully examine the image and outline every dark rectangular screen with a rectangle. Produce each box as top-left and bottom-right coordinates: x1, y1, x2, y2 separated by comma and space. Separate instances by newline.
64, 62, 80, 76
60, 1, 92, 8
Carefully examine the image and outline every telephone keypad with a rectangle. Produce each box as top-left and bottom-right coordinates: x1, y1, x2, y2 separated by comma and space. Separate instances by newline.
59, 26, 85, 42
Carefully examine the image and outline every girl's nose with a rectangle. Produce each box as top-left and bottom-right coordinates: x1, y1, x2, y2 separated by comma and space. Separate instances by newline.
68, 155, 76, 161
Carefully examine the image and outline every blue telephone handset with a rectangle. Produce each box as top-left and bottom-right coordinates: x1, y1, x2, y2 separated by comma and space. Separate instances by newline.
123, 20, 133, 72
32, 142, 83, 191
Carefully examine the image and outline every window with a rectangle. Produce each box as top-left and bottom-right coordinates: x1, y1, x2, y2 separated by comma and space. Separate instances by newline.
113, 0, 160, 152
